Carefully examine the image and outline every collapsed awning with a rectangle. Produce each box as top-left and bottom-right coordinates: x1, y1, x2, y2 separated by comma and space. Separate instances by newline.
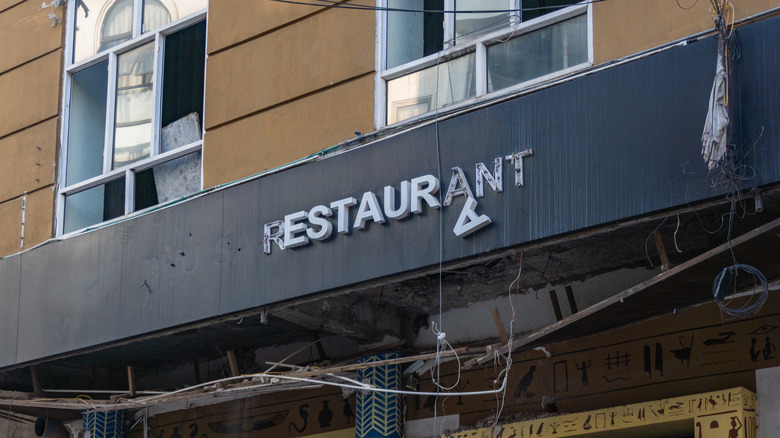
478, 216, 780, 365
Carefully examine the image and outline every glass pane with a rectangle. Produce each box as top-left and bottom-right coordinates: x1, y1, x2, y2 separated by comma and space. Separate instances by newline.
387, 0, 443, 69
63, 177, 126, 233
67, 61, 109, 186
136, 151, 202, 211
387, 53, 476, 124
161, 20, 206, 148
487, 14, 587, 92
74, 0, 133, 63
114, 42, 155, 169
455, 0, 509, 44
521, 0, 580, 22
143, 0, 207, 33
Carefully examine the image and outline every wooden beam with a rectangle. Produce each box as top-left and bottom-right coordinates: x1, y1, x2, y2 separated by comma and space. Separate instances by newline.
30, 366, 41, 395
311, 331, 327, 360
193, 358, 202, 384
548, 289, 563, 321
565, 285, 578, 314
226, 350, 239, 377
491, 308, 509, 344
654, 230, 670, 272
291, 348, 469, 378
127, 366, 136, 397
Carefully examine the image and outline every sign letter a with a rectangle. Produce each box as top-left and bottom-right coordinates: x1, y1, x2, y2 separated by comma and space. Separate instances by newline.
453, 197, 491, 238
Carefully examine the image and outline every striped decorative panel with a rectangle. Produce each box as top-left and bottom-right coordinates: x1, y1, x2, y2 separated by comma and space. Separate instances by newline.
83, 410, 123, 438
355, 352, 401, 438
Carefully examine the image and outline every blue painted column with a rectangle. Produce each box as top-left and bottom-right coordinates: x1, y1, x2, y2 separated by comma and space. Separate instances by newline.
355, 352, 402, 438
83, 410, 123, 438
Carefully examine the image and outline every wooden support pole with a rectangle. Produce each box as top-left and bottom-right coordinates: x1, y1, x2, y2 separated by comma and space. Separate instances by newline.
311, 331, 327, 361
654, 230, 670, 272
193, 358, 202, 384
30, 366, 41, 395
226, 350, 240, 377
127, 366, 136, 397
549, 289, 563, 321
565, 285, 578, 314
491, 307, 510, 345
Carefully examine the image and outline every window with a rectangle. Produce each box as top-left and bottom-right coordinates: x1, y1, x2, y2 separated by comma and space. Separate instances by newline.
377, 0, 591, 126
58, 0, 207, 234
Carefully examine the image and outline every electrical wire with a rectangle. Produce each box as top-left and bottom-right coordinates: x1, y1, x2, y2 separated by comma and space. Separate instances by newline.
270, 0, 610, 14
644, 217, 669, 269
676, 0, 698, 10
713, 264, 768, 318
490, 256, 522, 426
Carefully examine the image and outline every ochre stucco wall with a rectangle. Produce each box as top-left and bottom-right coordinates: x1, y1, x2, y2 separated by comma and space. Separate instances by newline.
203, 0, 375, 188
0, 0, 63, 258
593, 0, 780, 64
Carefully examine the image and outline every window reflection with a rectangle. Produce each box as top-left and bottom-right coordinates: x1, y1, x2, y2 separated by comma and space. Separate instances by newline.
487, 14, 587, 92
387, 53, 476, 124
113, 42, 154, 169
454, 0, 509, 44
73, 0, 207, 63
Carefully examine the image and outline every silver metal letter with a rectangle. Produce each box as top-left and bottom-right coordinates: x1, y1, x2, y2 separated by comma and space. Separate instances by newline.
354, 191, 386, 230
443, 166, 474, 206
330, 197, 357, 234
307, 205, 333, 241
384, 181, 411, 220
453, 197, 491, 238
505, 149, 533, 187
475, 157, 503, 197
410, 175, 441, 214
263, 220, 285, 255
284, 210, 310, 248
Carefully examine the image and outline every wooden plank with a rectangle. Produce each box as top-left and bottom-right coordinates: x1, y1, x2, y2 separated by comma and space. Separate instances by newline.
290, 348, 470, 378
548, 290, 563, 321
226, 350, 239, 377
491, 307, 510, 344
654, 230, 670, 272
193, 358, 201, 384
30, 366, 40, 395
311, 331, 327, 360
127, 366, 136, 397
565, 285, 578, 314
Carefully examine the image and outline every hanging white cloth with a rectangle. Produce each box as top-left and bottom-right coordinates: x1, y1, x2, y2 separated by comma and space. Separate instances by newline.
701, 34, 729, 170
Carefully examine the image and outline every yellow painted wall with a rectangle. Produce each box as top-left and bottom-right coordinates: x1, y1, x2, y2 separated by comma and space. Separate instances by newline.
0, 119, 58, 202
446, 387, 757, 438
0, 0, 63, 258
0, 0, 63, 74
203, 0, 375, 188
593, 0, 780, 64
204, 75, 374, 187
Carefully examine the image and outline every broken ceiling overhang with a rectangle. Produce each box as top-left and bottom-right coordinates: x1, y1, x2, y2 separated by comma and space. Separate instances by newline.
481, 216, 780, 365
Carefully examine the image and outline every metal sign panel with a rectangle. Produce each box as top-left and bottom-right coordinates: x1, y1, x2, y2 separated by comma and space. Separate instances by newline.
2, 16, 780, 366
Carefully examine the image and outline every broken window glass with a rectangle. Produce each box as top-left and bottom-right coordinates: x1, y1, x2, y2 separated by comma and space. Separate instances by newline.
67, 61, 108, 186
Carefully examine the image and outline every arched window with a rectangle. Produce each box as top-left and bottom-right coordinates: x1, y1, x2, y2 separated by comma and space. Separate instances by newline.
99, 0, 171, 52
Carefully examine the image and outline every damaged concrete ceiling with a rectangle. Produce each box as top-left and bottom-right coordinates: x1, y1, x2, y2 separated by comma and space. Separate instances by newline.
1, 186, 778, 394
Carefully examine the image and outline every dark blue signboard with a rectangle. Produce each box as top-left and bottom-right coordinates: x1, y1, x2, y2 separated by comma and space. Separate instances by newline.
1, 15, 779, 367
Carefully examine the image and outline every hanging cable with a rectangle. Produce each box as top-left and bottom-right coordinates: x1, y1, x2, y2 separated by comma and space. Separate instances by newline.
270, 0, 611, 14
713, 264, 768, 318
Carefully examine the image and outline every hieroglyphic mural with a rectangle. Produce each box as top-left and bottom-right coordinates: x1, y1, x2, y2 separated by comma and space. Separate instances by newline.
444, 387, 756, 438
127, 387, 356, 438
408, 296, 779, 425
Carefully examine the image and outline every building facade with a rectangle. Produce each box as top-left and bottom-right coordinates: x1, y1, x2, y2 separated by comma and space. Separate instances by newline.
0, 0, 779, 437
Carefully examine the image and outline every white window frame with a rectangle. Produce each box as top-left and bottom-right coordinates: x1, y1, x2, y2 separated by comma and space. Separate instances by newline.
375, 0, 593, 128
57, 0, 208, 236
